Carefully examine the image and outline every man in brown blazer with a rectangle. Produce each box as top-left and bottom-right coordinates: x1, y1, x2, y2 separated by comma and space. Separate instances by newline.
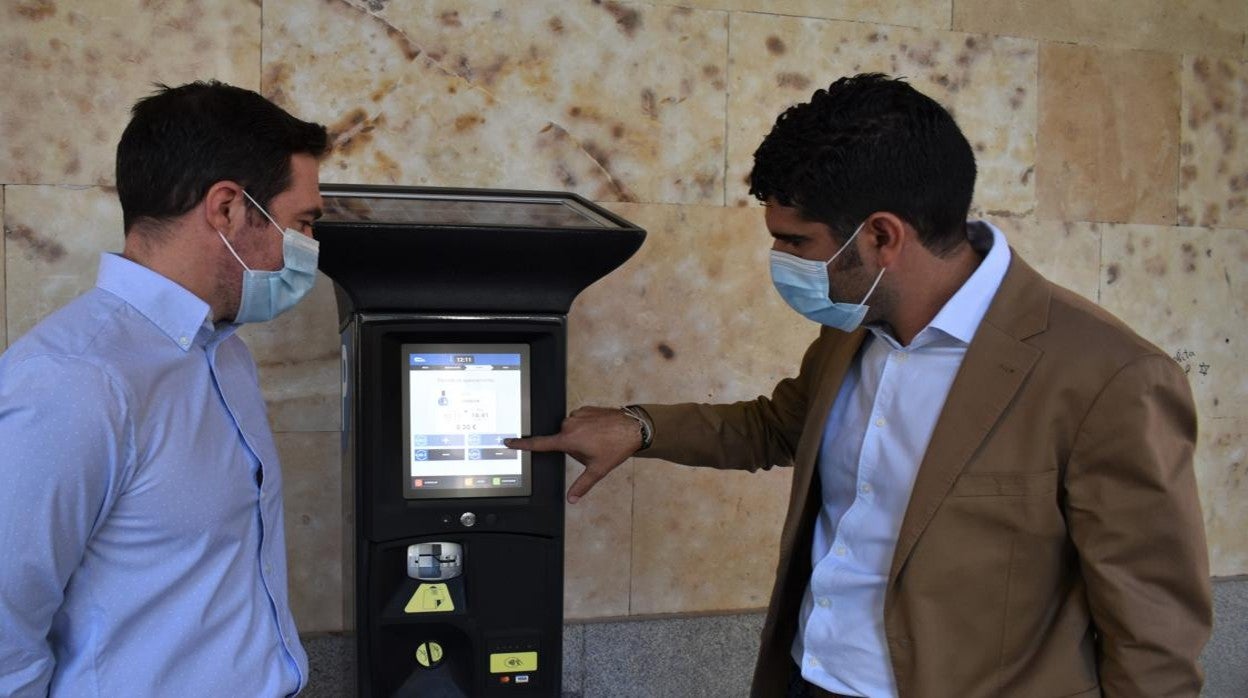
508, 74, 1211, 697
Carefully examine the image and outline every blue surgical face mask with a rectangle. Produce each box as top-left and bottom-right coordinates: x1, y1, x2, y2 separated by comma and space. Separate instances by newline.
769, 220, 886, 332
217, 189, 319, 324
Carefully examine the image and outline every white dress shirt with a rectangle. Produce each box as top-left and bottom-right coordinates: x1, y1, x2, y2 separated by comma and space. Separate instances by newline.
792, 221, 1011, 696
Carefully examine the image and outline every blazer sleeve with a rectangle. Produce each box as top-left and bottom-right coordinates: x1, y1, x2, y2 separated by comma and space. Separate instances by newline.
636, 330, 831, 472
1064, 353, 1212, 696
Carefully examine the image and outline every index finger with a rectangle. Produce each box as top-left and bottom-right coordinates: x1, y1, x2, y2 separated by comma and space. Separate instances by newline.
504, 434, 565, 453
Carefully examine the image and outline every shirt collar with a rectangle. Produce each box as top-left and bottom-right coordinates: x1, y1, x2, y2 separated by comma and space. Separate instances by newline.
923, 220, 1011, 344
95, 253, 213, 352
867, 220, 1011, 349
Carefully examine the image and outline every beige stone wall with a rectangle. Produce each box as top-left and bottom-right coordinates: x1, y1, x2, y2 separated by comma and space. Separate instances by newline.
2, 1, 1244, 634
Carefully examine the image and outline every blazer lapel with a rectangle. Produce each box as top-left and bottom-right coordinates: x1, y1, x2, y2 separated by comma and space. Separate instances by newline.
887, 252, 1049, 583
782, 328, 867, 549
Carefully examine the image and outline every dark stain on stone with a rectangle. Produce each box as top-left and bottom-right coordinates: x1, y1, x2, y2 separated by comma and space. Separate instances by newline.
556, 163, 577, 188
1106, 263, 1120, 284
1181, 242, 1198, 272
777, 72, 810, 89
906, 45, 937, 67
373, 151, 401, 182
440, 10, 462, 27
657, 342, 675, 360
867, 32, 881, 43
385, 24, 421, 60
965, 36, 978, 50
1020, 165, 1034, 185
454, 114, 484, 131
766, 36, 785, 55
694, 171, 717, 198
13, 0, 56, 20
582, 140, 611, 170
1180, 164, 1198, 187
6, 224, 66, 264
474, 55, 509, 87
641, 88, 658, 119
548, 16, 564, 33
602, 1, 641, 37
612, 124, 625, 139
327, 108, 381, 156
702, 64, 721, 79
1192, 57, 1211, 81
1008, 86, 1025, 110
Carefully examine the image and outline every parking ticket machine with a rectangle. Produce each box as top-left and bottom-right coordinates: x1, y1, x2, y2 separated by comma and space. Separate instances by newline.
314, 185, 644, 697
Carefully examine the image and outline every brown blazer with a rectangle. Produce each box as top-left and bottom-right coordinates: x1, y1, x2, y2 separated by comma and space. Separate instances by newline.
641, 252, 1211, 697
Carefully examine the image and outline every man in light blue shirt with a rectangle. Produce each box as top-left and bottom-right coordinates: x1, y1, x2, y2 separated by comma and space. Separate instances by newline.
0, 81, 328, 696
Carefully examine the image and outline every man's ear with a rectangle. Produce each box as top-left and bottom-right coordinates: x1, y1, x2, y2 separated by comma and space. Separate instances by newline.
864, 212, 908, 268
203, 181, 246, 236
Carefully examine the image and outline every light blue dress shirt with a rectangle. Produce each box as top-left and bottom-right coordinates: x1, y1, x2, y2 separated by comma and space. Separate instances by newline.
792, 222, 1011, 696
0, 254, 306, 697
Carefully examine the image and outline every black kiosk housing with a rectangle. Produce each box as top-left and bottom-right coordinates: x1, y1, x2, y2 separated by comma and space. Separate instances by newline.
315, 185, 644, 697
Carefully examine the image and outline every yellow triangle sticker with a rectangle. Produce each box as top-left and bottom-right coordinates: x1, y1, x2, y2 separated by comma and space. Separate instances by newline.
404, 583, 455, 614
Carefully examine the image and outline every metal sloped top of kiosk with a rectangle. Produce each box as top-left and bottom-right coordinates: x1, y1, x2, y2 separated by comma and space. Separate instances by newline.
314, 184, 645, 316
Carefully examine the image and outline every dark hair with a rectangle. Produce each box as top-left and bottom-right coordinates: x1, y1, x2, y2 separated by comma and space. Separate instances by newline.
115, 80, 328, 234
749, 73, 976, 256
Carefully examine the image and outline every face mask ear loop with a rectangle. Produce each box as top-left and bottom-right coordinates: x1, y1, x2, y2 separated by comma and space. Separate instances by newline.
824, 220, 868, 268
217, 229, 252, 271
859, 266, 886, 304
240, 189, 284, 233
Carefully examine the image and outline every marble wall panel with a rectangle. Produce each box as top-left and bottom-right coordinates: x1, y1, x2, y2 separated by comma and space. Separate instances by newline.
567, 202, 815, 614
575, 203, 819, 407
1099, 224, 1247, 423
278, 431, 345, 633
0, 0, 261, 185
1036, 44, 1180, 225
952, 0, 1247, 59
1198, 417, 1248, 576
237, 275, 342, 433
563, 454, 634, 620
3, 186, 123, 341
630, 461, 792, 615
726, 14, 1037, 217
262, 0, 727, 205
645, 0, 950, 30
987, 216, 1101, 303
1179, 56, 1248, 229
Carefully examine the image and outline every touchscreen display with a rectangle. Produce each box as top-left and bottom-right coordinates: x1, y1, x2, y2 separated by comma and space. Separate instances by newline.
401, 344, 530, 499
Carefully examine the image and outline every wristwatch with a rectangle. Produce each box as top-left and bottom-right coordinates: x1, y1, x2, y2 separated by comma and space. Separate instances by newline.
620, 405, 654, 451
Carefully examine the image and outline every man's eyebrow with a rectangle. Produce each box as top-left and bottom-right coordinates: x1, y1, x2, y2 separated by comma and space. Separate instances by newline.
770, 231, 807, 241
301, 207, 324, 220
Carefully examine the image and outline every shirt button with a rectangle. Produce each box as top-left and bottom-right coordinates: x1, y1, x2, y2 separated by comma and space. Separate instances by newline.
894, 351, 907, 361
178, 336, 190, 348
817, 597, 830, 608
265, 564, 273, 574
875, 417, 886, 427
807, 657, 819, 667
860, 483, 872, 494
834, 545, 847, 556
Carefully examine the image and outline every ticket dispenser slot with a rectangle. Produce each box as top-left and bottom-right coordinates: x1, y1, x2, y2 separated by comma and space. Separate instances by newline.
316, 185, 644, 697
